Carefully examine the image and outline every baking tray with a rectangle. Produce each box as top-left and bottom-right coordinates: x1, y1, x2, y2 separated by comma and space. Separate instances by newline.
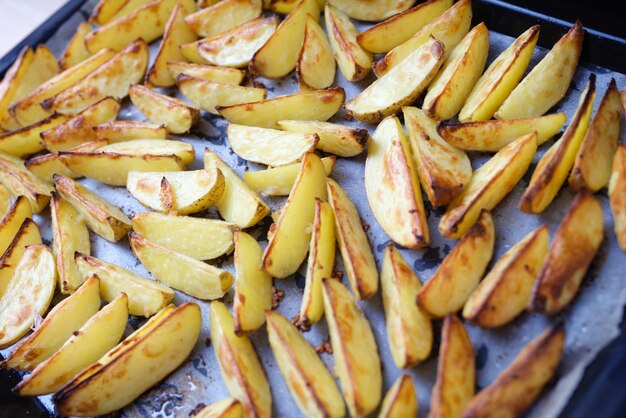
0, 1, 625, 417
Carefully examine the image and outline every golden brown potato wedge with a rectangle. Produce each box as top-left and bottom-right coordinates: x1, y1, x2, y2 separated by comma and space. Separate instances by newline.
328, 0, 414, 22
97, 139, 194, 164
438, 113, 566, 152
496, 21, 584, 119
177, 74, 267, 114
621, 90, 626, 115
0, 184, 10, 219
53, 175, 131, 242
530, 191, 603, 314
90, 0, 145, 25
440, 132, 537, 239
365, 116, 428, 248
297, 15, 335, 90
25, 140, 108, 182
461, 323, 565, 418
0, 196, 31, 256
327, 177, 378, 300
463, 225, 548, 327
94, 121, 167, 142
403, 106, 472, 207
0, 151, 53, 213
569, 79, 621, 192
277, 120, 369, 157
322, 278, 382, 417
167, 61, 245, 84
54, 303, 201, 417
59, 21, 93, 70
0, 218, 41, 295
185, 0, 261, 38
129, 84, 198, 134
194, 398, 243, 418
378, 374, 418, 418
0, 114, 68, 158
520, 75, 595, 214
107, 0, 155, 21
210, 301, 271, 418
429, 314, 475, 418
418, 210, 495, 318
610, 144, 626, 251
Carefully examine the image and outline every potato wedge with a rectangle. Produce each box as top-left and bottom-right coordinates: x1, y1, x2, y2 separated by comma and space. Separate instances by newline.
75, 253, 174, 317
328, 0, 414, 22
54, 303, 201, 417
429, 314, 475, 418
99, 139, 194, 164
130, 232, 233, 299
210, 301, 271, 418
185, 0, 261, 38
266, 310, 345, 418
345, 37, 444, 123
496, 21, 584, 119
261, 153, 327, 277
41, 97, 120, 152
322, 278, 382, 417
228, 124, 318, 166
610, 144, 626, 251
327, 177, 378, 300
297, 15, 335, 90
25, 140, 108, 182
14, 293, 128, 395
108, 0, 155, 21
365, 115, 429, 248
93, 121, 167, 142
418, 210, 494, 317
372, 0, 471, 77
403, 106, 472, 207
50, 193, 90, 294
0, 151, 53, 213
0, 219, 42, 295
233, 231, 273, 334
357, 0, 452, 53
438, 113, 566, 152
378, 375, 418, 418
440, 132, 537, 239
463, 225, 548, 327
0, 196, 32, 256
569, 79, 621, 192
0, 114, 68, 158
59, 21, 93, 70
0, 244, 55, 348
167, 61, 245, 84
382, 245, 432, 368
203, 149, 270, 227
178, 74, 267, 114
53, 175, 131, 242
90, 0, 142, 25
3, 277, 100, 371
530, 191, 603, 314
325, 4, 372, 82
250, 0, 320, 78
0, 184, 10, 219
520, 75, 595, 214
194, 398, 243, 418
129, 84, 198, 134
461, 323, 564, 418
243, 156, 335, 196
423, 23, 489, 120
459, 25, 539, 122
277, 120, 368, 157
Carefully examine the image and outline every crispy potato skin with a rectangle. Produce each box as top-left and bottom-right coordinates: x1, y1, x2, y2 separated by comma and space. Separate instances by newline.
610, 144, 626, 251
378, 374, 418, 418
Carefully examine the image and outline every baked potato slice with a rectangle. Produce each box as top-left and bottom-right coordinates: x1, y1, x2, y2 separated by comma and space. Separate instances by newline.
0, 196, 32, 256
378, 375, 418, 418
93, 121, 167, 142
178, 74, 267, 114
0, 114, 68, 157
0, 219, 42, 295
185, 0, 261, 38
297, 15, 335, 90
194, 398, 243, 418
129, 84, 199, 134
610, 144, 626, 251
0, 184, 10, 219
328, 0, 414, 22
167, 61, 245, 84
277, 120, 368, 157
99, 139, 194, 164
0, 151, 53, 213
25, 140, 108, 182
89, 0, 148, 25
59, 21, 92, 70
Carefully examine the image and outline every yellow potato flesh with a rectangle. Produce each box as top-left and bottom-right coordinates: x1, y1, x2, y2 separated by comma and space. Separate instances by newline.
277, 120, 369, 157
185, 0, 261, 38
0, 219, 41, 295
59, 21, 92, 70
327, 0, 414, 22
167, 61, 245, 84
0, 151, 53, 213
194, 398, 243, 418
0, 184, 10, 219
129, 85, 198, 134
100, 139, 195, 165
0, 114, 69, 157
178, 75, 267, 114
0, 196, 32, 256
94, 121, 167, 142
609, 145, 626, 251
378, 375, 418, 418
297, 16, 336, 90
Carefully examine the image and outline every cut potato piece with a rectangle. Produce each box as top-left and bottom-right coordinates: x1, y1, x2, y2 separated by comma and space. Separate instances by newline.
14, 293, 128, 395
25, 140, 108, 182
569, 78, 621, 192
130, 232, 233, 299
228, 124, 318, 166
53, 175, 131, 242
346, 37, 444, 123
90, 0, 143, 25
0, 196, 32, 256
328, 0, 414, 22
365, 115, 429, 248
0, 219, 42, 295
464, 225, 549, 327
94, 121, 167, 142
372, 0, 471, 77
167, 61, 245, 84
325, 4, 372, 82
0, 244, 55, 349
210, 301, 271, 418
418, 210, 494, 318
178, 75, 267, 114
327, 177, 378, 300
440, 132, 537, 239
108, 0, 155, 21
496, 21, 584, 119
297, 15, 335, 90
266, 310, 345, 418
194, 399, 243, 418
429, 314, 475, 418
610, 144, 626, 251
59, 21, 92, 70
403, 106, 472, 207
322, 278, 382, 417
277, 120, 369, 157
423, 23, 489, 120
520, 75, 595, 214
219, 87, 345, 129
54, 303, 201, 417
204, 149, 270, 228
0, 184, 10, 219
381, 245, 432, 368
0, 114, 68, 158
129, 84, 199, 134
99, 139, 195, 164
378, 375, 418, 418
461, 323, 564, 418
0, 151, 53, 213
261, 153, 327, 277
438, 113, 566, 152
530, 191, 603, 314
185, 0, 261, 38
233, 231, 273, 333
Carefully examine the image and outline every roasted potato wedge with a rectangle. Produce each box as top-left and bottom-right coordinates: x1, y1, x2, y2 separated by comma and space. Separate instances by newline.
210, 301, 271, 418
610, 144, 626, 251
378, 374, 418, 418
53, 175, 132, 242
129, 84, 199, 134
194, 398, 243, 418
185, 0, 261, 38
530, 191, 603, 314
440, 132, 537, 239
277, 120, 368, 157
322, 278, 382, 417
90, 0, 149, 25
178, 74, 267, 114
403, 106, 472, 207
345, 37, 444, 123
97, 139, 194, 164
0, 196, 32, 256
167, 61, 245, 84
328, 0, 414, 22
520, 75, 595, 214
0, 151, 53, 213
496, 21, 584, 119
297, 15, 335, 90
59, 21, 92, 70
25, 140, 108, 182
0, 219, 41, 295
418, 210, 495, 317
0, 184, 10, 219
0, 114, 68, 157
94, 121, 166, 142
